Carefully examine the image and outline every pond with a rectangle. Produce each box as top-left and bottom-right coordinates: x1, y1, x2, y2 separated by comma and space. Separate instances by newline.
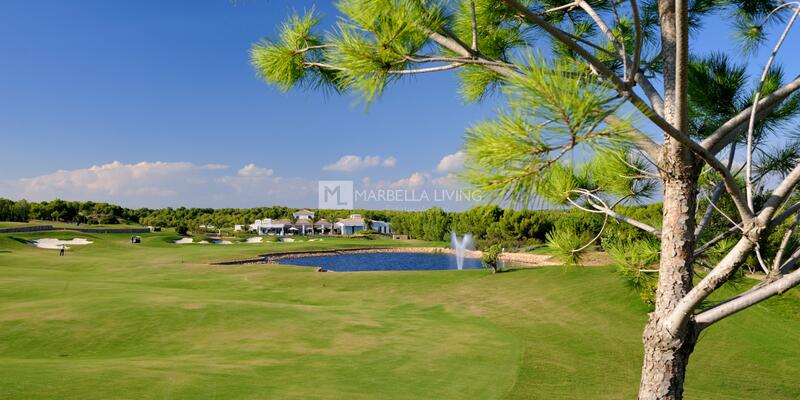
276, 252, 484, 272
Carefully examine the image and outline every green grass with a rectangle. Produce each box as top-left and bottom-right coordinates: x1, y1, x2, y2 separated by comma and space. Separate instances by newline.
0, 231, 799, 399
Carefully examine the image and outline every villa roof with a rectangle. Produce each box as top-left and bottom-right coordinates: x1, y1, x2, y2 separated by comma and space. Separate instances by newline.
314, 219, 332, 226
293, 209, 315, 215
336, 217, 366, 226
294, 220, 313, 226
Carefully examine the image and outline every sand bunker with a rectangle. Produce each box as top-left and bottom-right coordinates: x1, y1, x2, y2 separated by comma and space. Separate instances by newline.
174, 238, 232, 244
278, 237, 295, 242
32, 238, 93, 249
244, 237, 263, 243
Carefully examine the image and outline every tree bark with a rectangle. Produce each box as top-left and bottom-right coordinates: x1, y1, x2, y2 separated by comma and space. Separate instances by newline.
639, 168, 699, 399
639, 313, 698, 399
638, 0, 698, 398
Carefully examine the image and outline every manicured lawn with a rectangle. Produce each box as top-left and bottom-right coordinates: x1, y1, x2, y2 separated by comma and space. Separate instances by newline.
0, 231, 798, 399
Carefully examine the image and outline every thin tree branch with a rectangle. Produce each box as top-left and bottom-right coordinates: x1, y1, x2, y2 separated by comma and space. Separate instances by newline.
563, 30, 619, 57
404, 54, 515, 68
769, 201, 800, 230
389, 63, 465, 74
757, 162, 800, 224
754, 245, 771, 274
292, 44, 336, 54
607, 0, 629, 80
745, 4, 800, 211
695, 145, 737, 240
636, 72, 665, 116
693, 225, 739, 257
702, 189, 742, 231
604, 115, 662, 160
573, 189, 663, 237
780, 244, 800, 274
667, 235, 757, 333
577, 0, 626, 67
701, 76, 800, 155
694, 181, 726, 236
695, 266, 800, 329
470, 0, 478, 51
629, 0, 643, 87
543, 2, 580, 13
302, 62, 347, 71
426, 30, 516, 78
772, 209, 800, 270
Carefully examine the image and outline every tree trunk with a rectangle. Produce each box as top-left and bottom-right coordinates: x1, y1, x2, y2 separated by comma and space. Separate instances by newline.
639, 313, 698, 399
638, 169, 699, 399
638, 0, 697, 396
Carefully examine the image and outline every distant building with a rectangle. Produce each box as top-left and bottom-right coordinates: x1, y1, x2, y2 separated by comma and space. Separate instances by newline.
294, 218, 313, 235
292, 209, 315, 220
250, 218, 292, 235
335, 214, 367, 235
314, 219, 333, 234
371, 220, 392, 234
246, 211, 389, 237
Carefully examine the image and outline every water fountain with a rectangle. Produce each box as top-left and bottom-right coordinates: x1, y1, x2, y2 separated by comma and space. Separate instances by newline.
450, 231, 474, 270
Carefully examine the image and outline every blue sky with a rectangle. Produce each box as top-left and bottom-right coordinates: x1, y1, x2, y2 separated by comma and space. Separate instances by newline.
0, 0, 797, 210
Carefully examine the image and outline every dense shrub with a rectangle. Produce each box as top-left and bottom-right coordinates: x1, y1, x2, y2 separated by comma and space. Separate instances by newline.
482, 244, 503, 273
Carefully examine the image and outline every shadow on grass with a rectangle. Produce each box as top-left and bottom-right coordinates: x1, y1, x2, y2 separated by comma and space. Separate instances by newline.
8, 236, 30, 245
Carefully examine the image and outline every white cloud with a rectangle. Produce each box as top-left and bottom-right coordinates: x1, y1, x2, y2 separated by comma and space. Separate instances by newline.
323, 155, 397, 172
200, 163, 229, 171
381, 156, 397, 167
431, 173, 461, 188
19, 161, 199, 197
436, 151, 465, 173
237, 163, 274, 177
389, 172, 430, 188
10, 161, 315, 208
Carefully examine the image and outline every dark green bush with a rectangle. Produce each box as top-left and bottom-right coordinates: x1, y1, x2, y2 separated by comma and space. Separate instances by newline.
175, 224, 189, 236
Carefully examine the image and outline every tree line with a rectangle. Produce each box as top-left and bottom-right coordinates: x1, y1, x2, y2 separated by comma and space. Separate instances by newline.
0, 197, 663, 247
0, 198, 141, 225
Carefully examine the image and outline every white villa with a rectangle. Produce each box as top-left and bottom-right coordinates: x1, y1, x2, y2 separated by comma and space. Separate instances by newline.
335, 214, 367, 236
371, 220, 392, 234
293, 209, 315, 220
247, 210, 391, 236
249, 218, 293, 235
315, 219, 333, 234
